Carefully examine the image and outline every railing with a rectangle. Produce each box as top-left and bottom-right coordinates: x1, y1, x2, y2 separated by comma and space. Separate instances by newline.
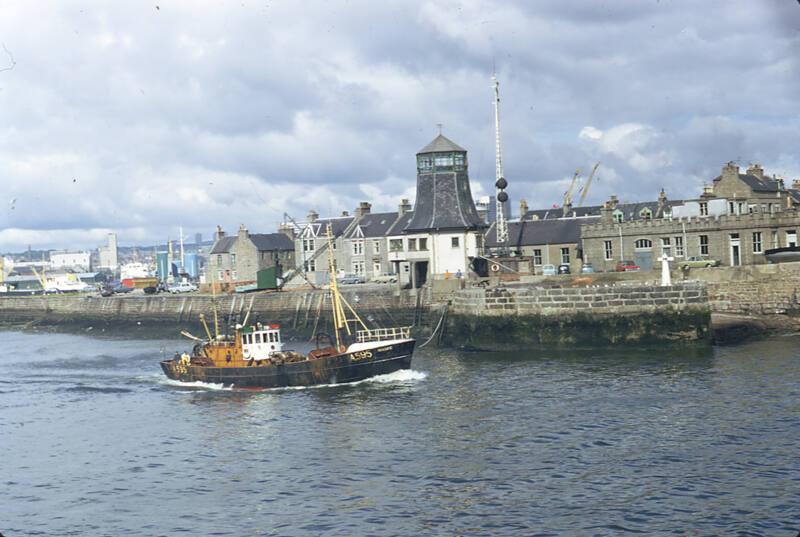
356, 326, 412, 343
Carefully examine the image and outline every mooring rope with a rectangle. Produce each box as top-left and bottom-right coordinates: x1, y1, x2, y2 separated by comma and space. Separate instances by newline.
418, 304, 448, 349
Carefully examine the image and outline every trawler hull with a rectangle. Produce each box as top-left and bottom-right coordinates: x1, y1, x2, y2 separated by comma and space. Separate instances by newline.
160, 339, 415, 389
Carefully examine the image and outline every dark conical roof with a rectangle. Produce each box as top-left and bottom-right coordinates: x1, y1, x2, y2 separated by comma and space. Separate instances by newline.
417, 134, 466, 154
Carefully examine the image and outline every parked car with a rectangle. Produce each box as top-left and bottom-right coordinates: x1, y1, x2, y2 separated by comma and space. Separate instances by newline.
558, 264, 571, 275
373, 272, 398, 284
337, 273, 366, 285
168, 282, 198, 293
615, 260, 641, 272
143, 285, 159, 295
112, 283, 135, 294
581, 263, 595, 274
679, 256, 720, 270
541, 264, 557, 276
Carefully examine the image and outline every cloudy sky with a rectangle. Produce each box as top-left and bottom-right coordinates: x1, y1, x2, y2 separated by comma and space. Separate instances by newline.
1, 1, 798, 251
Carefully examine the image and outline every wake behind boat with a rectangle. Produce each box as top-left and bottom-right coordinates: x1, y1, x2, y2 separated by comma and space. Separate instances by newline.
160, 224, 416, 389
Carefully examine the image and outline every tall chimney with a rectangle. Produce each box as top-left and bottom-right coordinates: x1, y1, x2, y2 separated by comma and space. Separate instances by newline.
307, 209, 319, 222
215, 225, 225, 241
746, 163, 764, 180
519, 199, 528, 219
355, 201, 372, 217
722, 161, 740, 182
238, 224, 248, 239
278, 222, 295, 240
398, 198, 412, 215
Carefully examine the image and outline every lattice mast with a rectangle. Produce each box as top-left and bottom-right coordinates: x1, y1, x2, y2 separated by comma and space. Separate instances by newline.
493, 74, 509, 246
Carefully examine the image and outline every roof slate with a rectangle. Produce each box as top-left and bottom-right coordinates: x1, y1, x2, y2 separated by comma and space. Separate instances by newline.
249, 233, 294, 251
417, 134, 467, 154
346, 212, 399, 238
209, 236, 237, 254
485, 217, 601, 248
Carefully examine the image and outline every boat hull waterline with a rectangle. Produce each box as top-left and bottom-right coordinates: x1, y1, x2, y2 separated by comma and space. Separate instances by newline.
160, 339, 415, 389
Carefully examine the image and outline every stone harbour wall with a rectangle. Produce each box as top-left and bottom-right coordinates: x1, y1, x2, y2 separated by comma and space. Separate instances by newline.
446, 282, 711, 347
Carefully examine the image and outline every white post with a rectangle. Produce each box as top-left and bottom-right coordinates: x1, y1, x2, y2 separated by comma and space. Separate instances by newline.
659, 253, 674, 287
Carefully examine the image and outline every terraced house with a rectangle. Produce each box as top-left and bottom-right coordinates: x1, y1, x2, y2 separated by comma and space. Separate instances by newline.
209, 225, 295, 288
581, 163, 800, 272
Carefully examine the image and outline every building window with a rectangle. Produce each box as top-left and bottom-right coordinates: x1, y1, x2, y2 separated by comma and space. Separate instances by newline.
332, 241, 337, 250
603, 240, 613, 260
352, 260, 364, 275
232, 270, 237, 280
373, 240, 381, 254
613, 210, 624, 223
699, 202, 708, 216
451, 236, 460, 248
352, 240, 363, 255
634, 238, 652, 250
773, 231, 779, 249
216, 254, 222, 266
389, 239, 403, 252
230, 253, 236, 266
435, 154, 454, 168
661, 237, 671, 255
561, 248, 570, 264
408, 238, 417, 251
304, 259, 316, 272
217, 270, 223, 280
674, 236, 684, 257
303, 239, 315, 252
699, 235, 709, 256
533, 249, 543, 266
417, 155, 433, 172
639, 208, 652, 221
787, 230, 797, 248
474, 235, 482, 249
753, 232, 762, 253
419, 238, 428, 251
729, 201, 735, 215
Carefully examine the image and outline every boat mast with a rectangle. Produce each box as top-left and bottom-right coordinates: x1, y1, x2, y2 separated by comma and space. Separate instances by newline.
326, 224, 347, 349
493, 74, 509, 248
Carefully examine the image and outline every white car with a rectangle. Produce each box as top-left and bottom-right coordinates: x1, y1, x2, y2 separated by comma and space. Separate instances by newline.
168, 282, 198, 293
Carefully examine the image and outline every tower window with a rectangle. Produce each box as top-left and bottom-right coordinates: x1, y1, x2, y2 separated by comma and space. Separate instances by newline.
451, 237, 460, 248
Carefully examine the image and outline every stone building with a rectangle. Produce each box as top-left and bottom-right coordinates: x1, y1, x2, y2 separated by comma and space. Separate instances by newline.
342, 202, 409, 280
294, 210, 357, 285
387, 134, 488, 287
209, 225, 295, 286
581, 163, 800, 272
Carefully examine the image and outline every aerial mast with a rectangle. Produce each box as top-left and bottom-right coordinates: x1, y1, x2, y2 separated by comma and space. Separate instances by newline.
492, 74, 509, 248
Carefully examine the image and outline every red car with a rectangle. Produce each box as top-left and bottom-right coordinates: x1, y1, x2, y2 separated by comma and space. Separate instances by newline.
615, 260, 640, 272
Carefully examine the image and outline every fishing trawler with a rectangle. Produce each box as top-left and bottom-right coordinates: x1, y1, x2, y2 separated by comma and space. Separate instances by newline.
160, 225, 415, 389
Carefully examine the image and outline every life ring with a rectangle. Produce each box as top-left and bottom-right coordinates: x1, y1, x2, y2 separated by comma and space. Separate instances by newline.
490, 263, 501, 273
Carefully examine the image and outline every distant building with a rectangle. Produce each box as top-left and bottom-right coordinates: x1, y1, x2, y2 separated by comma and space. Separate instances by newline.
98, 233, 118, 270
50, 251, 91, 271
208, 225, 295, 287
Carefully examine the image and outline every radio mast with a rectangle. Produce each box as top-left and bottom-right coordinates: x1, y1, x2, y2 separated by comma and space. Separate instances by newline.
493, 74, 509, 247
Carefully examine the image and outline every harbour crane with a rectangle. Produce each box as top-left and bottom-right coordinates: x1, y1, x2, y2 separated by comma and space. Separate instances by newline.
562, 169, 580, 217
577, 162, 601, 207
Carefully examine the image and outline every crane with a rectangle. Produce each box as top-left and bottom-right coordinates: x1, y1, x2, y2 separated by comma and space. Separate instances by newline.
562, 169, 580, 217
577, 162, 600, 207
492, 74, 508, 247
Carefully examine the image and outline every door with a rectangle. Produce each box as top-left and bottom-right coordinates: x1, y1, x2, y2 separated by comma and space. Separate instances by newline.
634, 252, 653, 272
730, 234, 741, 266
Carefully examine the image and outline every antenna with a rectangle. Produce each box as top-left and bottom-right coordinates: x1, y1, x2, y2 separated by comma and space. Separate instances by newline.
492, 74, 508, 247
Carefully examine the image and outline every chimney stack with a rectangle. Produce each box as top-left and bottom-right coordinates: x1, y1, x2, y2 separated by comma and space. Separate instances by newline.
746, 163, 764, 180
722, 161, 740, 182
519, 199, 529, 219
238, 224, 249, 239
355, 201, 372, 217
278, 222, 295, 240
307, 209, 319, 222
215, 225, 225, 241
398, 198, 412, 215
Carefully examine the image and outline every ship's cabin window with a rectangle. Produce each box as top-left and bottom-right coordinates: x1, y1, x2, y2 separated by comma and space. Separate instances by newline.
255, 333, 262, 344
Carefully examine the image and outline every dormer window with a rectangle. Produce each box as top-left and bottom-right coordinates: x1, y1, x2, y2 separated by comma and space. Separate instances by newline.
613, 210, 624, 223
639, 208, 653, 221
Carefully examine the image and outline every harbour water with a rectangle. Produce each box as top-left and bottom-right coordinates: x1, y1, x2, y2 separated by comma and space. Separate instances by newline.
2, 329, 799, 536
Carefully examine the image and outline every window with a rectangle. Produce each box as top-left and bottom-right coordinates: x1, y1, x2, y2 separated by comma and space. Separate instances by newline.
303, 239, 315, 252
255, 333, 262, 344
303, 259, 316, 272
561, 247, 570, 264
661, 237, 671, 255
232, 270, 237, 280
634, 238, 653, 250
603, 240, 613, 260
217, 270, 223, 280
332, 241, 337, 250
451, 236, 460, 248
699, 202, 708, 216
474, 235, 482, 249
773, 231, 779, 249
352, 240, 364, 255
533, 249, 543, 266
674, 236, 684, 257
230, 253, 236, 266
373, 240, 381, 254
729, 201, 735, 215
639, 208, 652, 221
434, 154, 454, 168
216, 254, 222, 266
454, 153, 466, 170
788, 230, 797, 248
613, 210, 624, 223
419, 238, 428, 251
408, 238, 417, 251
417, 155, 433, 172
753, 232, 762, 253
389, 239, 403, 252
352, 260, 365, 274
699, 235, 709, 255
